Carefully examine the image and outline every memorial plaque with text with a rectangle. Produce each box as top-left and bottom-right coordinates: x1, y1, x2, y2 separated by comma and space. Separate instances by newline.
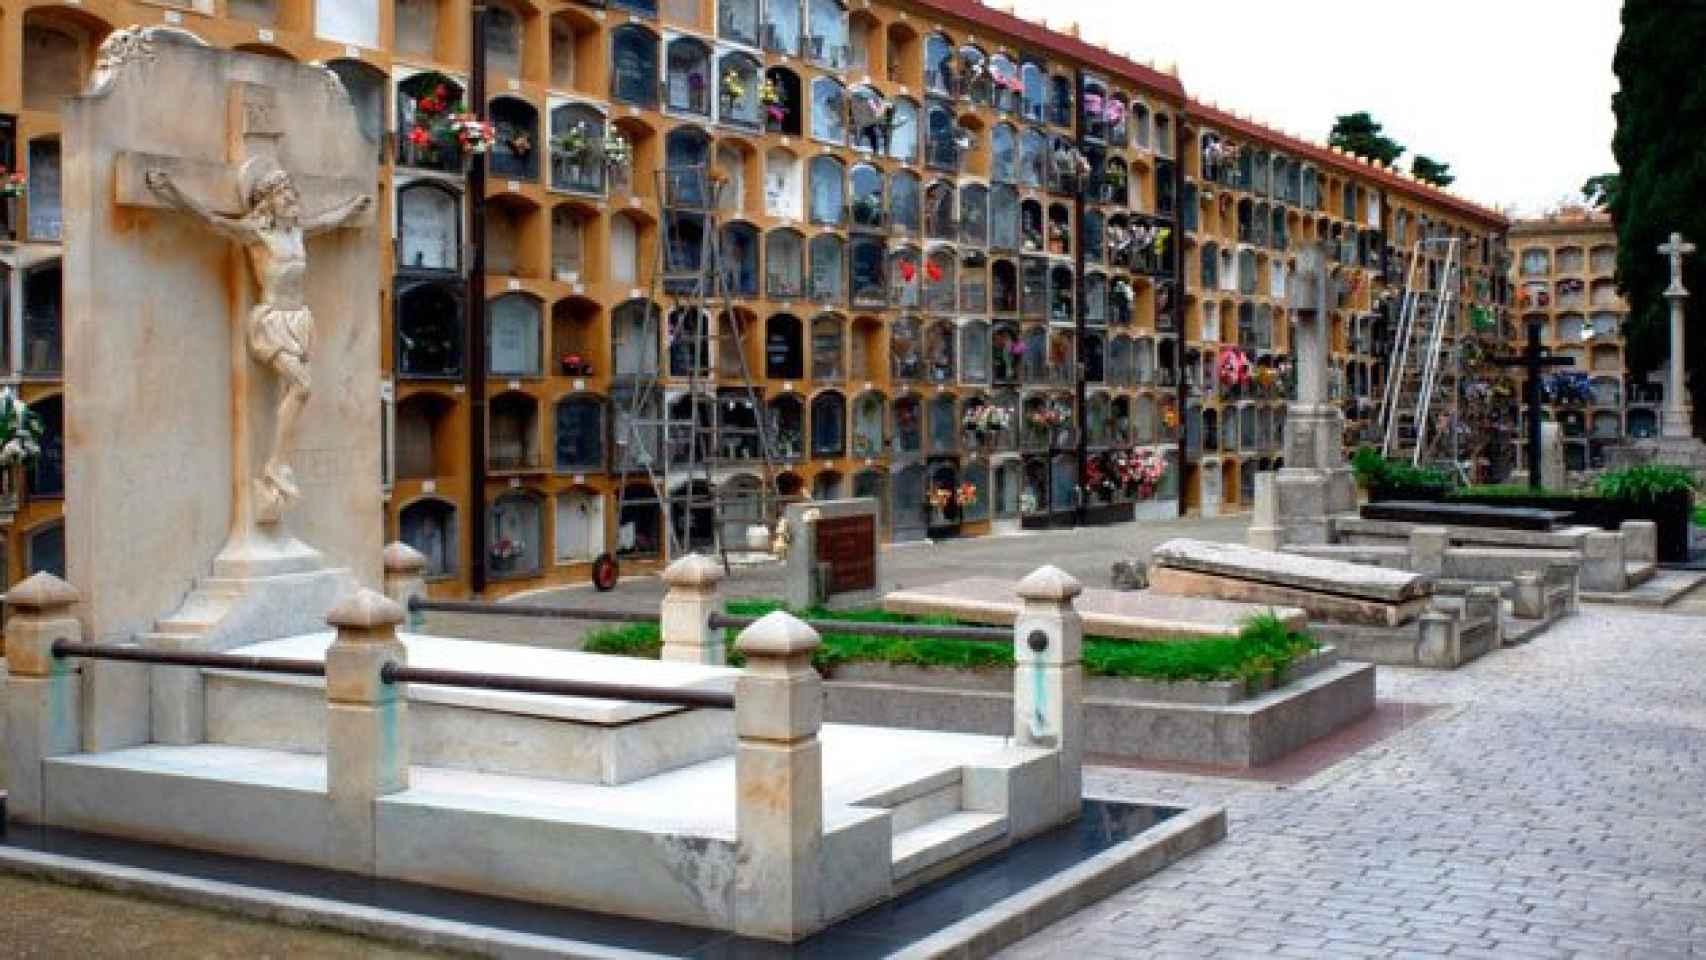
816, 514, 876, 594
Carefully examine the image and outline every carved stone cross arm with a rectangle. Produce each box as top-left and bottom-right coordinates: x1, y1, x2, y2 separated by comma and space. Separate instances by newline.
113, 150, 374, 231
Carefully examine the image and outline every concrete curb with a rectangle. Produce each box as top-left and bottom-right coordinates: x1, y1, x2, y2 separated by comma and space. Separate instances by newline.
0, 846, 667, 960
891, 802, 1228, 959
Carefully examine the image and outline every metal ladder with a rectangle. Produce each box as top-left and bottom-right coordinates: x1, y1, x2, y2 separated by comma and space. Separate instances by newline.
611, 167, 780, 573
1377, 237, 1461, 467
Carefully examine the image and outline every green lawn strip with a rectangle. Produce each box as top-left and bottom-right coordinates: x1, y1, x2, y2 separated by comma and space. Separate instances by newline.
1693, 504, 1706, 527
583, 605, 1317, 685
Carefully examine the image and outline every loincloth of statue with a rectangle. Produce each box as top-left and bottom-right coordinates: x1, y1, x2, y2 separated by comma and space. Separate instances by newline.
248, 303, 314, 374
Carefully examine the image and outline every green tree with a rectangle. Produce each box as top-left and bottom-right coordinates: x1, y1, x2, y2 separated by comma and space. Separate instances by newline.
1411, 155, 1456, 187
1582, 172, 1620, 210
1328, 111, 1405, 167
1610, 0, 1706, 432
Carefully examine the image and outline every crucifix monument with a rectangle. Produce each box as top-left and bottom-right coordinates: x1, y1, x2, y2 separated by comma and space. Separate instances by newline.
61, 30, 382, 743
1659, 232, 1696, 440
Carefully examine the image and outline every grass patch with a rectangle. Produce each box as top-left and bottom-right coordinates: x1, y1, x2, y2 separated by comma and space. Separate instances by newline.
1693, 504, 1706, 528
583, 606, 1317, 685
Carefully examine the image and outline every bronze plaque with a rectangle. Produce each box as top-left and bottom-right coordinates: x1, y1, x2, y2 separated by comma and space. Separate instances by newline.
816, 515, 876, 594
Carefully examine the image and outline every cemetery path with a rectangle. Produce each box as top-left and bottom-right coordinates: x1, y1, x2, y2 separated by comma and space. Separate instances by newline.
1000, 602, 1706, 960
424, 514, 1253, 649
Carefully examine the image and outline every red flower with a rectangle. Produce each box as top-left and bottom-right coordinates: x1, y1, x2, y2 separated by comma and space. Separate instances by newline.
900, 261, 917, 282
435, 84, 449, 99
408, 126, 431, 147
926, 261, 943, 283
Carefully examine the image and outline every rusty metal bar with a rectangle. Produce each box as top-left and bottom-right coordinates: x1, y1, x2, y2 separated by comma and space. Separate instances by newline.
51, 641, 326, 677
380, 663, 734, 709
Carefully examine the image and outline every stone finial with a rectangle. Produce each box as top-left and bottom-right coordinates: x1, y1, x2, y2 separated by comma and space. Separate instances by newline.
327, 588, 405, 630
662, 552, 726, 588
382, 541, 428, 574
1015, 565, 1083, 603
735, 610, 821, 659
5, 572, 81, 613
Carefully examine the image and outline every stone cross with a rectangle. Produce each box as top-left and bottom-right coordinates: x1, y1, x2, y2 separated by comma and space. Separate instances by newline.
1658, 232, 1695, 439
1489, 320, 1574, 489
114, 81, 373, 537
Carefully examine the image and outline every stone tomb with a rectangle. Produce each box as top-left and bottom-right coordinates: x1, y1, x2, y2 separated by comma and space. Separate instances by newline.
60, 31, 381, 746
782, 497, 883, 610
883, 576, 1308, 640
1149, 539, 1502, 669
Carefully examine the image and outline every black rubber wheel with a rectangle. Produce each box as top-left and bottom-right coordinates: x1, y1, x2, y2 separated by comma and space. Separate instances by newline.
592, 552, 620, 591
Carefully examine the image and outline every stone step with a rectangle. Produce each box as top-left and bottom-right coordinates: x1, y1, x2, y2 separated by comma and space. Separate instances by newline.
891, 810, 1009, 883
1626, 562, 1656, 588
871, 767, 965, 837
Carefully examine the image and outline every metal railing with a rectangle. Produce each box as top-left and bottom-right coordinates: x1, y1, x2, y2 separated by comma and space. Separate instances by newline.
49, 637, 729, 710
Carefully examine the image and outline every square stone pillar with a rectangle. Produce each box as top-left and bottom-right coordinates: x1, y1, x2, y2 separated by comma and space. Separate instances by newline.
1408, 526, 1450, 578
1580, 531, 1627, 593
1512, 572, 1545, 620
1620, 521, 1658, 566
382, 542, 430, 632
1013, 565, 1084, 823
324, 588, 409, 874
4, 574, 84, 824
1416, 608, 1461, 668
733, 611, 824, 942
661, 554, 727, 666
1247, 472, 1282, 551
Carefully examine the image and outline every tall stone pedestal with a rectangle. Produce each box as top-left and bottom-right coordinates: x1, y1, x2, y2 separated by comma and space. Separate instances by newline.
1274, 404, 1357, 546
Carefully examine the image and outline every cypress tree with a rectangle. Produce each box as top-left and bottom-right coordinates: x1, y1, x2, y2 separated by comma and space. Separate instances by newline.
1610, 0, 1706, 432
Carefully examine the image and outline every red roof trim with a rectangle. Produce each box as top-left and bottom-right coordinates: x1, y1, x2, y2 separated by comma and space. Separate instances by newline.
1188, 99, 1506, 228
905, 3, 1503, 229
910, 1, 1188, 101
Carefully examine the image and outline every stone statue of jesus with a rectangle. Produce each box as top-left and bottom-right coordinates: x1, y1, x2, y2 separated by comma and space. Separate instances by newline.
146, 157, 371, 522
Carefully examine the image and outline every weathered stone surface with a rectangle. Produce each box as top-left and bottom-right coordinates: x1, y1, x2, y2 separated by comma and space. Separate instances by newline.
1147, 566, 1425, 627
884, 578, 1307, 640
1151, 538, 1433, 603
63, 35, 382, 647
1361, 501, 1570, 531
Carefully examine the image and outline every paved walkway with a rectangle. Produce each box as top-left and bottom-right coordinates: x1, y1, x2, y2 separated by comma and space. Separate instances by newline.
1000, 601, 1706, 960
421, 514, 1252, 649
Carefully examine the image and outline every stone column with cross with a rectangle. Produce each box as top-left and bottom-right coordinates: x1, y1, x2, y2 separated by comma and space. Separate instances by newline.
62, 32, 383, 698
1270, 241, 1356, 545
1659, 232, 1696, 440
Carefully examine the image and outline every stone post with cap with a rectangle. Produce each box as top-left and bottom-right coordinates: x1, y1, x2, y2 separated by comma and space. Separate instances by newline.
732, 610, 824, 942
324, 588, 409, 873
660, 553, 727, 665
1013, 565, 1085, 823
382, 541, 430, 632
3, 573, 83, 823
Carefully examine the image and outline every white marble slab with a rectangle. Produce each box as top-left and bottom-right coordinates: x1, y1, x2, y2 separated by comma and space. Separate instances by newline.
221, 632, 739, 726
1152, 538, 1432, 602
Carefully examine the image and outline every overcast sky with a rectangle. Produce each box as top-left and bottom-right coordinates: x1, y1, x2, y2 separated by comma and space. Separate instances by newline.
1004, 0, 1621, 216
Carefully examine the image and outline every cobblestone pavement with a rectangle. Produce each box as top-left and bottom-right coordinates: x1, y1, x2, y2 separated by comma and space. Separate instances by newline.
1000, 601, 1706, 960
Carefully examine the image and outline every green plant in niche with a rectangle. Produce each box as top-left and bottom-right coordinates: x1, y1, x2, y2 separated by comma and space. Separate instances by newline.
1594, 465, 1699, 503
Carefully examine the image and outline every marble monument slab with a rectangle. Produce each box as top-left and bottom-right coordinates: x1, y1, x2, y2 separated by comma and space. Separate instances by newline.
883, 577, 1307, 640
1150, 539, 1433, 604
